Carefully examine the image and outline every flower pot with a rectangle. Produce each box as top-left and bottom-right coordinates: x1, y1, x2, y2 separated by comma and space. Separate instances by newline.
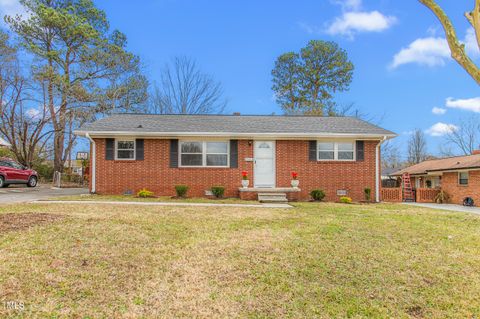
241, 180, 250, 188
291, 179, 299, 188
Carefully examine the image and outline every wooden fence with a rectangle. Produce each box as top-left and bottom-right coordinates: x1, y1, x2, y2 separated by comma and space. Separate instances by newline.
381, 187, 439, 203
416, 188, 439, 203
381, 188, 402, 202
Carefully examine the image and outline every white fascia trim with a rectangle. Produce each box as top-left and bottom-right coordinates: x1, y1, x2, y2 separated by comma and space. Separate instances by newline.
75, 130, 397, 140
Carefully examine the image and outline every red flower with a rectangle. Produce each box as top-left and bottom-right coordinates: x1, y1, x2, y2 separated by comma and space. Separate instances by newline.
291, 171, 298, 180
242, 171, 248, 180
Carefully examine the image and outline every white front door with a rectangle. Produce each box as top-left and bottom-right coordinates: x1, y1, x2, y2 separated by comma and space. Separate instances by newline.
254, 141, 275, 188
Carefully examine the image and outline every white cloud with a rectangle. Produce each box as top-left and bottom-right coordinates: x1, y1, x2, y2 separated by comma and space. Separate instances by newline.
446, 97, 480, 113
326, 11, 397, 38
0, 0, 25, 18
26, 108, 40, 119
390, 37, 450, 69
432, 107, 447, 115
464, 27, 480, 57
331, 0, 362, 11
425, 122, 458, 137
391, 28, 480, 69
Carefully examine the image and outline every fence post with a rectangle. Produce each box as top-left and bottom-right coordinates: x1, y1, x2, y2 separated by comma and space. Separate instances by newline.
53, 171, 62, 188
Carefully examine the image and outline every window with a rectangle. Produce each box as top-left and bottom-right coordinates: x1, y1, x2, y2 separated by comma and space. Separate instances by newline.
180, 141, 229, 167
116, 140, 135, 160
459, 172, 469, 185
317, 141, 354, 161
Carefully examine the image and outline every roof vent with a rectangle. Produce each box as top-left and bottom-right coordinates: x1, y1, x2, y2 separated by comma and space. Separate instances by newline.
137, 125, 143, 128
472, 150, 480, 155
232, 112, 241, 116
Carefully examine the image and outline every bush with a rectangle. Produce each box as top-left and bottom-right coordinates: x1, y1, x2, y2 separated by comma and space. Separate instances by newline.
435, 190, 450, 204
310, 189, 326, 201
364, 188, 371, 201
211, 186, 225, 198
33, 163, 54, 182
175, 185, 189, 198
339, 196, 352, 204
137, 188, 154, 198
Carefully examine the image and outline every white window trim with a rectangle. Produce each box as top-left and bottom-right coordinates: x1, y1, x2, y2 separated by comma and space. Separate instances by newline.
179, 141, 230, 168
115, 139, 136, 160
317, 141, 356, 162
458, 171, 469, 186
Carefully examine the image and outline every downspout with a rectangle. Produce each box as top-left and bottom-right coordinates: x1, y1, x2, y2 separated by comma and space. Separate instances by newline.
375, 136, 387, 202
85, 133, 96, 194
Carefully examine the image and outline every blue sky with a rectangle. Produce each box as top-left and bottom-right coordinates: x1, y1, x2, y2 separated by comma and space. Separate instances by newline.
1, 0, 479, 157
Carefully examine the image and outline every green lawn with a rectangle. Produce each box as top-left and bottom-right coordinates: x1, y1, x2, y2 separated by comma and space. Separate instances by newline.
1, 202, 480, 318
46, 194, 258, 204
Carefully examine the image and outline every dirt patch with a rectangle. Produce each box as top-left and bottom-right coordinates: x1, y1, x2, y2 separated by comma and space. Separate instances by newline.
0, 213, 63, 232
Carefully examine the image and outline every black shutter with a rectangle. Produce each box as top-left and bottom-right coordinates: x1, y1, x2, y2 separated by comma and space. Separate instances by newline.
105, 138, 114, 160
309, 141, 317, 161
230, 140, 238, 168
356, 141, 365, 161
170, 139, 178, 168
136, 139, 144, 160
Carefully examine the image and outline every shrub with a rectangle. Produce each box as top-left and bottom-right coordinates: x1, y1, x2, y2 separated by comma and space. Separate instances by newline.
364, 188, 371, 201
34, 163, 54, 182
175, 185, 189, 198
435, 190, 450, 204
211, 186, 225, 198
310, 189, 326, 201
137, 188, 154, 198
339, 196, 352, 204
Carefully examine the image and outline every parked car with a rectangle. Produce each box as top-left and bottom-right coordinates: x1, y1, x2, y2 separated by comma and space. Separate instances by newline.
0, 158, 38, 188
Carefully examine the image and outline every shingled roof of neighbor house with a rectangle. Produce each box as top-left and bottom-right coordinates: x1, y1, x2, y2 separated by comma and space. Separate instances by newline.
391, 153, 480, 176
75, 114, 396, 138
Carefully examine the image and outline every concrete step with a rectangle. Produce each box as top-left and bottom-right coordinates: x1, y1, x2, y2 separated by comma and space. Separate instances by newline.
258, 192, 288, 203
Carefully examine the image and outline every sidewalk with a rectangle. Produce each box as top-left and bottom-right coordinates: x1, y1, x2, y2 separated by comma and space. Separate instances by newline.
34, 200, 293, 209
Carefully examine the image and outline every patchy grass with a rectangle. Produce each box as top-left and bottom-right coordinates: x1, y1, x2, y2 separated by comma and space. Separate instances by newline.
1, 202, 480, 318
46, 194, 258, 204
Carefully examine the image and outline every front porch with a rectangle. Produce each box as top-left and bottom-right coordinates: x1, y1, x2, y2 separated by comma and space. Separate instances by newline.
238, 187, 301, 202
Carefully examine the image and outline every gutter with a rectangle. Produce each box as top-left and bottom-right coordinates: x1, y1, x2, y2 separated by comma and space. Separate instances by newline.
74, 130, 397, 140
376, 136, 388, 202
85, 133, 96, 194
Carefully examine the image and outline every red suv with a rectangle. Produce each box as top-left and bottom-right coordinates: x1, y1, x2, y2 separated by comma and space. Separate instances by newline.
0, 158, 38, 188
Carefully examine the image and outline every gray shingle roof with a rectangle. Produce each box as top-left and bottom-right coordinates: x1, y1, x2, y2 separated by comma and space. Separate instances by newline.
76, 114, 396, 137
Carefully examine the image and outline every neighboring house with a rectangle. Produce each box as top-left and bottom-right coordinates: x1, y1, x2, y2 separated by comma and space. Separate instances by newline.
75, 114, 396, 201
0, 137, 11, 148
391, 152, 480, 204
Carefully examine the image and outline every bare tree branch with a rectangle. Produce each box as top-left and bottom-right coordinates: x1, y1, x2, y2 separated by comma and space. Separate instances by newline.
152, 56, 227, 114
419, 0, 480, 85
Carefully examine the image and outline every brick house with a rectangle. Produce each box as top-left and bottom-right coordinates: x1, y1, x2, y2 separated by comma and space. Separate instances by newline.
75, 114, 395, 201
390, 152, 480, 205
0, 137, 11, 148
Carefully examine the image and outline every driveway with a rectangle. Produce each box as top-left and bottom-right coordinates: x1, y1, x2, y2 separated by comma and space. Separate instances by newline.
0, 184, 88, 204
404, 202, 480, 215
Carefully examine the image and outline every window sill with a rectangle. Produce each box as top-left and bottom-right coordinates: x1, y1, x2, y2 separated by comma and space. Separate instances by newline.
113, 160, 137, 163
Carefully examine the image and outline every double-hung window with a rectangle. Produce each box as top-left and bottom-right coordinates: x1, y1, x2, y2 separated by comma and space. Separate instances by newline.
116, 140, 135, 160
318, 141, 354, 161
459, 172, 469, 185
180, 141, 229, 167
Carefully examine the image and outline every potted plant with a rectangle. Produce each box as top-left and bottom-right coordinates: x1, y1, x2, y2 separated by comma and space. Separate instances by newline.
241, 171, 249, 188
291, 171, 299, 188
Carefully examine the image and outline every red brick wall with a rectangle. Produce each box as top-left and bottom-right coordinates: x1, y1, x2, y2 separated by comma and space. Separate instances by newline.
92, 138, 379, 201
275, 140, 378, 201
441, 171, 480, 205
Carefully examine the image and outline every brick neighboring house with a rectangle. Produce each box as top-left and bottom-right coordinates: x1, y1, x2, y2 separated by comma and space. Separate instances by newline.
75, 114, 396, 201
391, 152, 480, 205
